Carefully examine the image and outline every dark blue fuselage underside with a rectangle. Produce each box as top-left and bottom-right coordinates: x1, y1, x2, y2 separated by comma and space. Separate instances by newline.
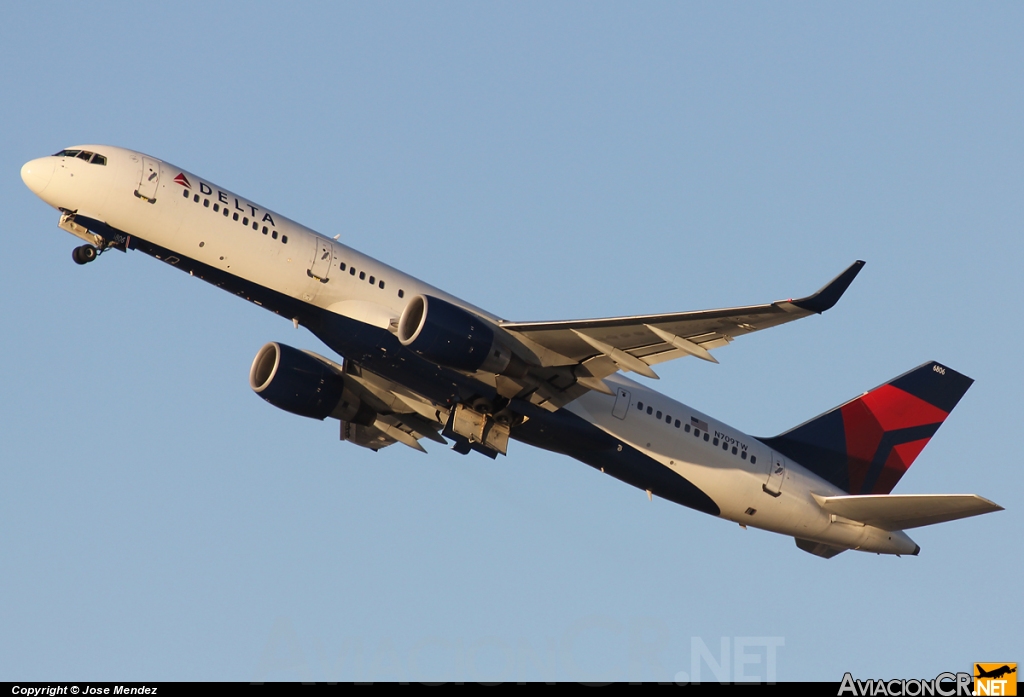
128, 234, 721, 517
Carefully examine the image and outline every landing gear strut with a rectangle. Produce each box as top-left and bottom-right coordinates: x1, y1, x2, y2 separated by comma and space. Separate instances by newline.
72, 245, 98, 265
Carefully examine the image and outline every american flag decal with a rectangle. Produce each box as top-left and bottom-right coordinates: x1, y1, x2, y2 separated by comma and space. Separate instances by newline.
691, 416, 709, 431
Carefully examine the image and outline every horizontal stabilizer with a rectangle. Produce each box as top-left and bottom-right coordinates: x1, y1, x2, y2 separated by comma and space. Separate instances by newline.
812, 493, 1003, 530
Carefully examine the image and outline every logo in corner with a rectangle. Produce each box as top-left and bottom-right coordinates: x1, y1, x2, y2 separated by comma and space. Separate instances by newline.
173, 173, 191, 188
975, 663, 1017, 696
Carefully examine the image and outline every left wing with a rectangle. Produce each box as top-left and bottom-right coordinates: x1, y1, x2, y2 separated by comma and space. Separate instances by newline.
501, 261, 864, 395
311, 352, 449, 453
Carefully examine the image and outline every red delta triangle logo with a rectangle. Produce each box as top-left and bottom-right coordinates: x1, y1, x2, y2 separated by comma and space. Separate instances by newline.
174, 173, 191, 188
841, 383, 949, 494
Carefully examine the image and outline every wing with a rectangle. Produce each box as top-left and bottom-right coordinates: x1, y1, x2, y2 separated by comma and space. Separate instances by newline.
314, 262, 865, 424
501, 261, 865, 396
309, 351, 448, 453
340, 414, 444, 453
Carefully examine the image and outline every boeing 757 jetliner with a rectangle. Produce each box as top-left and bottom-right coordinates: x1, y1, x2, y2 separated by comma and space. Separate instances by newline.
21, 145, 1003, 558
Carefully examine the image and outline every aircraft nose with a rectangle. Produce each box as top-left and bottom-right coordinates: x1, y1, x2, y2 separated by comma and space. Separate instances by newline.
21, 157, 55, 196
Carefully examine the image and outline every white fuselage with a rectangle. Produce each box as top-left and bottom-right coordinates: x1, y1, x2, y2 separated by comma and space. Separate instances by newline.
21, 145, 918, 555
568, 377, 909, 551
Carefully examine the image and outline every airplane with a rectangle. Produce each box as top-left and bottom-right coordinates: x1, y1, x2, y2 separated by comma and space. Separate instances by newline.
20, 145, 1004, 558
975, 666, 1016, 680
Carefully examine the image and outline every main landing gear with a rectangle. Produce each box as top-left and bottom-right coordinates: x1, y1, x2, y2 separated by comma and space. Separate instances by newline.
72, 244, 99, 265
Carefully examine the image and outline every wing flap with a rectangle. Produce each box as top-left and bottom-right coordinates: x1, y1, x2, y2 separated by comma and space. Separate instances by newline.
812, 494, 1003, 530
305, 352, 449, 452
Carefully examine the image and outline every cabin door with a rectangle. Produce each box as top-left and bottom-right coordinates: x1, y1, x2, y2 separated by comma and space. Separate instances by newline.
308, 239, 333, 283
764, 452, 786, 497
135, 157, 161, 202
611, 387, 631, 420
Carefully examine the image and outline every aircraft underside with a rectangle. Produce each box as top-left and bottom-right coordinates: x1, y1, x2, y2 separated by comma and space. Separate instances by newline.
127, 232, 724, 517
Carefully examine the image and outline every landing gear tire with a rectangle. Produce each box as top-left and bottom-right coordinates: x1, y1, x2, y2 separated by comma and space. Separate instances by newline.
470, 398, 493, 415
72, 245, 98, 265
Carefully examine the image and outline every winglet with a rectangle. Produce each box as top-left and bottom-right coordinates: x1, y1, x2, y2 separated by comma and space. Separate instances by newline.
790, 260, 866, 314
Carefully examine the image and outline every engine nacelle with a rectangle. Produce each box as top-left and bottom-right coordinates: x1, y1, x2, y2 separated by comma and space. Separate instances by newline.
249, 342, 374, 423
397, 295, 526, 376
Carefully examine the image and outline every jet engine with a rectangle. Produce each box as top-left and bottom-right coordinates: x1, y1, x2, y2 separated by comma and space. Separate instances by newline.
249, 342, 375, 424
397, 295, 528, 376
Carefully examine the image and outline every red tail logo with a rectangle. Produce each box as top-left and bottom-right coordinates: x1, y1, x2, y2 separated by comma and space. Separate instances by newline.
174, 173, 191, 188
762, 362, 973, 495
842, 384, 950, 494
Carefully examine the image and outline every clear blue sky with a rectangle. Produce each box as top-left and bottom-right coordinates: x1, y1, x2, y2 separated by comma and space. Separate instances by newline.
1, 1, 1020, 682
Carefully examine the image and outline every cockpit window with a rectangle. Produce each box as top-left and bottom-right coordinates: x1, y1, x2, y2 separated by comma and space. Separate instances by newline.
51, 149, 107, 164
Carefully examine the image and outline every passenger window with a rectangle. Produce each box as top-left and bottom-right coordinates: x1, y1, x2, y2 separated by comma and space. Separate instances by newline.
741, 452, 747, 460
722, 442, 727, 450
243, 217, 249, 225
665, 415, 671, 424
223, 208, 229, 217
684, 424, 690, 433
703, 433, 709, 442
646, 406, 652, 415
204, 199, 209, 207
340, 262, 346, 271
350, 268, 356, 276
272, 231, 278, 239
253, 222, 258, 230
359, 271, 366, 280
193, 194, 200, 203
262, 226, 268, 234
213, 203, 219, 212
379, 280, 385, 289
731, 447, 737, 455
674, 419, 680, 428
182, 189, 189, 198
713, 437, 719, 446
233, 213, 239, 221
750, 456, 756, 464
656, 411, 662, 419
398, 290, 405, 298
637, 402, 643, 410
282, 236, 288, 244
369, 276, 375, 284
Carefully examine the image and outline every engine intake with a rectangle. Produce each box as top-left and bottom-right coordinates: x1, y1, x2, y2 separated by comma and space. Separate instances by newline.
249, 342, 374, 424
397, 295, 526, 376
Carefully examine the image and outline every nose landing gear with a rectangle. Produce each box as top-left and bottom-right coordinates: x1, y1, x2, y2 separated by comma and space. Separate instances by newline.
72, 245, 99, 265
59, 211, 128, 266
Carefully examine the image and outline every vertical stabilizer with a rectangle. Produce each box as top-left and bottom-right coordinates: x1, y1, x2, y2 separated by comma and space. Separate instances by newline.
760, 362, 973, 494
